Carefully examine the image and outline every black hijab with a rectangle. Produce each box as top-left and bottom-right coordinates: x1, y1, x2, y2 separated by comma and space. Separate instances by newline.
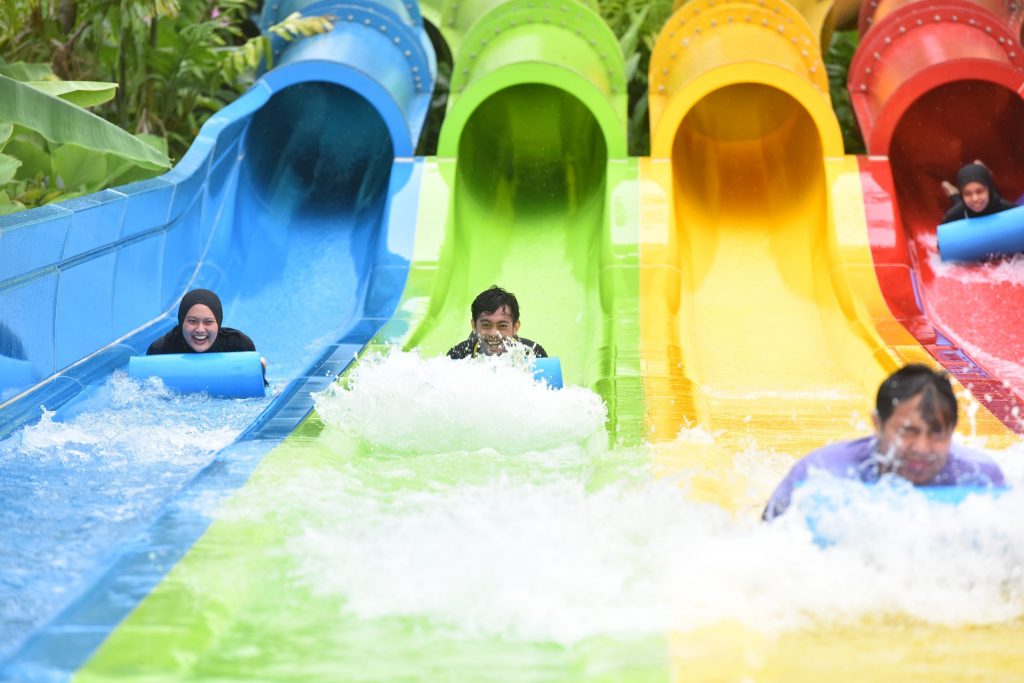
177, 288, 223, 326
147, 288, 256, 355
950, 163, 1015, 220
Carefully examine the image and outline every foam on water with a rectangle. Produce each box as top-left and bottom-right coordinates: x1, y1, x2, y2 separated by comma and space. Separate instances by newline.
930, 241, 1024, 287
313, 348, 607, 455
921, 242, 1024, 387
286, 352, 1024, 644
0, 372, 267, 658
15, 375, 240, 464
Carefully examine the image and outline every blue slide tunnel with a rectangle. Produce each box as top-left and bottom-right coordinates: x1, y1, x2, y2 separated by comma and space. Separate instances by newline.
0, 0, 435, 437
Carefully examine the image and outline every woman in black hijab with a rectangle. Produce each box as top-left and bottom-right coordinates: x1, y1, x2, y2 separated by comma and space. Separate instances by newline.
941, 162, 1016, 224
147, 289, 258, 355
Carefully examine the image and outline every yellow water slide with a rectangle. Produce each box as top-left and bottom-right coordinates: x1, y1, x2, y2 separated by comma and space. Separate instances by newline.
642, 0, 1012, 479
640, 0, 1021, 677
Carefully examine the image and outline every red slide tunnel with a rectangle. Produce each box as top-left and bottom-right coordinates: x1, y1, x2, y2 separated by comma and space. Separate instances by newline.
849, 0, 1024, 428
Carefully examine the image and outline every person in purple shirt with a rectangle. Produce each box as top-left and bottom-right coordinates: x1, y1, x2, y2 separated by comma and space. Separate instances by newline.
763, 364, 1006, 520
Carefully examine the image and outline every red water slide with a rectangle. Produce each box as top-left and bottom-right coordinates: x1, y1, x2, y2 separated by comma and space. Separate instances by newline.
850, 0, 1024, 431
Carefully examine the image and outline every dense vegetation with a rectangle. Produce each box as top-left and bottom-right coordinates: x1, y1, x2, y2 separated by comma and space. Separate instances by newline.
1, 0, 863, 214
0, 0, 329, 214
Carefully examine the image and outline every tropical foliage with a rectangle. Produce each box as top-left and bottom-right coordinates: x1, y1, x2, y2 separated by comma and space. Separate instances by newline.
825, 29, 865, 154
598, 0, 674, 156
0, 61, 170, 214
1, 0, 261, 159
0, 0, 332, 214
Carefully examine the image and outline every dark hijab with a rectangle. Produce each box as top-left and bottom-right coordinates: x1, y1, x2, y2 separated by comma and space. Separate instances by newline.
178, 288, 223, 326
942, 163, 1016, 223
147, 288, 256, 355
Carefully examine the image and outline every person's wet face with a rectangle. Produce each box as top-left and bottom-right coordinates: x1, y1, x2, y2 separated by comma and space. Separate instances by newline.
471, 305, 520, 356
182, 303, 219, 352
961, 181, 990, 214
873, 394, 953, 484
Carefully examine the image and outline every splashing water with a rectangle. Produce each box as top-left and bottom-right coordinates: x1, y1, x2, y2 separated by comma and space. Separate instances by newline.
0, 372, 268, 658
313, 348, 608, 455
929, 243, 1024, 287
277, 352, 1024, 644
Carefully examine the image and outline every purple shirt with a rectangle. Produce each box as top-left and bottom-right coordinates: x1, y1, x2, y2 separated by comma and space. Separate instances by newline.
762, 436, 1006, 520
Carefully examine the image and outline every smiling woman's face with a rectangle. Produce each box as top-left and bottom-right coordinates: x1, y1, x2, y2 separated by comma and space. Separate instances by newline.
961, 181, 991, 213
181, 303, 219, 352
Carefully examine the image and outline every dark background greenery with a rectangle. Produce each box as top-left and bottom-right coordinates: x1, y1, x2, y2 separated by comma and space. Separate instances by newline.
3, 1, 865, 186
1, 0, 263, 163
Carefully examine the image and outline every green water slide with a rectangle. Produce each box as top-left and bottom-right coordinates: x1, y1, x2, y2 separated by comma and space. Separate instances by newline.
396, 0, 641, 441
69, 2, 663, 680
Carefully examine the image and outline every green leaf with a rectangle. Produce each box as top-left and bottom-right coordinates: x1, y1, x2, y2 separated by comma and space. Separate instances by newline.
105, 157, 161, 186
53, 143, 108, 190
0, 62, 55, 82
0, 74, 170, 171
24, 80, 119, 108
0, 190, 26, 216
3, 133, 51, 180
0, 122, 12, 147
618, 6, 647, 58
0, 153, 21, 185
623, 53, 641, 83
103, 135, 168, 186
135, 133, 169, 157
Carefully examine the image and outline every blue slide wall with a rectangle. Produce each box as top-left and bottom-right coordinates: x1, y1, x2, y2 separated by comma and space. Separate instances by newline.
0, 0, 435, 436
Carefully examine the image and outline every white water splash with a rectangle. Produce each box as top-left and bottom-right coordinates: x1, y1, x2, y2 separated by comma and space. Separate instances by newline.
289, 453, 1024, 642
10, 373, 243, 465
930, 246, 1024, 286
313, 348, 607, 455
285, 354, 1024, 644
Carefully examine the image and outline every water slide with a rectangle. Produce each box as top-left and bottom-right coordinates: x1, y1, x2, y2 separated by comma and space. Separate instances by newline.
397, 0, 644, 442
0, 0, 435, 673
0, 0, 652, 678
850, 0, 1024, 423
639, 0, 1022, 675
1, 0, 1022, 679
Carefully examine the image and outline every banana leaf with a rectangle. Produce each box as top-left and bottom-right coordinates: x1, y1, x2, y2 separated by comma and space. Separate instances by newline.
0, 61, 54, 81
25, 80, 119, 108
0, 74, 170, 171
53, 143, 108, 190
0, 153, 20, 185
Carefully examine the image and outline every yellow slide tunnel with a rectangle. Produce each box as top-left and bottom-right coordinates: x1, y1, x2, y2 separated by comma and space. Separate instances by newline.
642, 0, 1013, 500
670, 0, 838, 51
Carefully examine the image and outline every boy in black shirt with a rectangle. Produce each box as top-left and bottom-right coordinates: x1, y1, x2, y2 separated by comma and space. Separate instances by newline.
447, 286, 547, 359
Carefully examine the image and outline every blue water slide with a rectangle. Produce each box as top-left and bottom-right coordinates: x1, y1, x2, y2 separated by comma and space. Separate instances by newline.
0, 1, 435, 664
0, 0, 435, 437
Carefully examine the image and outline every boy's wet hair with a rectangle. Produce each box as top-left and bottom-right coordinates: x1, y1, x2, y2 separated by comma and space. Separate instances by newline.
471, 286, 520, 323
876, 364, 957, 431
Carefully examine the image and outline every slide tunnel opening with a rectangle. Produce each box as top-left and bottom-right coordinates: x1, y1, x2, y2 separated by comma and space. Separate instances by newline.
673, 84, 825, 227
890, 79, 1024, 231
665, 83, 870, 438
228, 81, 400, 378
418, 84, 611, 391
456, 84, 608, 218
243, 81, 395, 220
672, 84, 828, 275
888, 78, 1024, 387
